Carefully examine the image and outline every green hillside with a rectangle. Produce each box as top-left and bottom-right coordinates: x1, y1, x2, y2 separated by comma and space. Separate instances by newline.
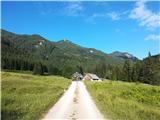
1, 29, 159, 85
1, 29, 137, 77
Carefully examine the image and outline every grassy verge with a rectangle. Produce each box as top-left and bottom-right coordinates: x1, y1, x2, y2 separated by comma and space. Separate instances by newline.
1, 71, 71, 120
85, 80, 160, 120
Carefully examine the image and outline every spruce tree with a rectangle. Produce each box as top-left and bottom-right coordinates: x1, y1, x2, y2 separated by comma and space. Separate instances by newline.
33, 62, 44, 75
132, 61, 142, 82
141, 52, 154, 84
77, 65, 84, 75
111, 67, 117, 80
122, 60, 132, 82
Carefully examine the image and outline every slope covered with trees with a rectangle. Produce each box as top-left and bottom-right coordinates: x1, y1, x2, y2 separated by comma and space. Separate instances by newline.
1, 29, 159, 85
1, 29, 136, 76
106, 54, 160, 85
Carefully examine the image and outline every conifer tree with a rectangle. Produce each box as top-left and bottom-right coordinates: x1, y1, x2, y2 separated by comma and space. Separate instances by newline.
141, 52, 154, 84
33, 62, 44, 75
122, 60, 132, 81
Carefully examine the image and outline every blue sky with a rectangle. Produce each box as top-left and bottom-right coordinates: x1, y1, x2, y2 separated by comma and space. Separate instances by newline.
1, 1, 160, 59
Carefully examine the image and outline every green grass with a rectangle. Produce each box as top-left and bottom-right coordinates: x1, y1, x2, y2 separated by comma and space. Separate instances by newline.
85, 80, 160, 120
1, 71, 71, 120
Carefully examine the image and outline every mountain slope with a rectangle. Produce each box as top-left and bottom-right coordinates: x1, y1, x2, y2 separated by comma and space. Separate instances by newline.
110, 51, 138, 62
1, 29, 139, 77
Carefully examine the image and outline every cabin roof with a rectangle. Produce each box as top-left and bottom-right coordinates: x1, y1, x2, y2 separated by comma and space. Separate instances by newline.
87, 73, 99, 79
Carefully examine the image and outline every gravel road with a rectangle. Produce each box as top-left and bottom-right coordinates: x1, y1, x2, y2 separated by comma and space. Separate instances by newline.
44, 81, 105, 120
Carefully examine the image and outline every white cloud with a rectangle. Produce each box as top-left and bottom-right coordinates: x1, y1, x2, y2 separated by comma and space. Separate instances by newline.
145, 34, 160, 41
35, 2, 84, 17
107, 12, 120, 20
129, 1, 160, 30
86, 11, 120, 23
92, 13, 105, 18
65, 2, 84, 17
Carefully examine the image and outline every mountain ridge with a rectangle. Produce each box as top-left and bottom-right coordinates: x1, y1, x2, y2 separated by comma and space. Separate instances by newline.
1, 29, 139, 61
1, 29, 143, 72
1, 29, 160, 81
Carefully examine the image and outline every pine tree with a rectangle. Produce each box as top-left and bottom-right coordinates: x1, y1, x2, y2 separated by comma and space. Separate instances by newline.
106, 64, 113, 80
33, 62, 44, 75
122, 60, 132, 82
48, 64, 59, 75
94, 63, 107, 78
115, 66, 122, 80
132, 61, 142, 82
62, 66, 74, 78
21, 61, 26, 70
141, 53, 154, 84
101, 63, 107, 78
148, 52, 151, 57
77, 65, 84, 75
111, 67, 117, 80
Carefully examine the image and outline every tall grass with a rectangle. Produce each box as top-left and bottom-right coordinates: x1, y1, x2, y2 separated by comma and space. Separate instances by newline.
1, 71, 71, 120
85, 80, 160, 120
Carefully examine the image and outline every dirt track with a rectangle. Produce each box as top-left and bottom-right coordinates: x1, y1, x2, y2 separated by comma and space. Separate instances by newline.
44, 81, 105, 119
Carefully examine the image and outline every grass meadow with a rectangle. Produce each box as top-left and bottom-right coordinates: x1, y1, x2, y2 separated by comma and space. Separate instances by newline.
85, 80, 160, 120
1, 71, 71, 120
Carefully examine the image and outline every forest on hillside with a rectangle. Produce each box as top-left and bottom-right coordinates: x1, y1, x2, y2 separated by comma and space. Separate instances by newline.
1, 29, 160, 85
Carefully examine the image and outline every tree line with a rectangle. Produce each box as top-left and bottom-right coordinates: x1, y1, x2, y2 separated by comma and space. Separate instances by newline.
94, 52, 160, 85
1, 52, 159, 85
2, 29, 159, 85
1, 52, 79, 78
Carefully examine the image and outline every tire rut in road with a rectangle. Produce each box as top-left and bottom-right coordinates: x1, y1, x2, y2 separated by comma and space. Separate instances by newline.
69, 82, 79, 120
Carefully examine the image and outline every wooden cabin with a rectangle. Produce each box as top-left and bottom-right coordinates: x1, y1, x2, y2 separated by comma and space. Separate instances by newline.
83, 73, 100, 81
